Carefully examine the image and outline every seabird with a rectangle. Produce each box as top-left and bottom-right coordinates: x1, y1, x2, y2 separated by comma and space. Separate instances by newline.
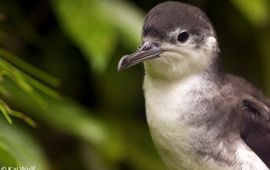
118, 1, 270, 170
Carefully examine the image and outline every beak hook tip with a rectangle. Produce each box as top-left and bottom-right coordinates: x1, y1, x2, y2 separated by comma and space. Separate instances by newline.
117, 56, 127, 71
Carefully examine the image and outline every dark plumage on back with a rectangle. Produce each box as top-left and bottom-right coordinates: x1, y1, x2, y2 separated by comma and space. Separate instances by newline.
241, 112, 270, 167
240, 93, 270, 168
221, 74, 270, 168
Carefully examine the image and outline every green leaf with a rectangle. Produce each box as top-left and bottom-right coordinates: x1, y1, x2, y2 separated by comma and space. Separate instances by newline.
0, 49, 60, 87
230, 0, 269, 27
1, 80, 125, 162
0, 96, 36, 126
97, 0, 143, 48
0, 49, 60, 109
52, 0, 143, 72
0, 48, 60, 125
0, 119, 49, 169
0, 141, 19, 166
0, 99, 13, 124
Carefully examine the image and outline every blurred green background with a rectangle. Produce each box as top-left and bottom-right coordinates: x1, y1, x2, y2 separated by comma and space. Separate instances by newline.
0, 0, 269, 169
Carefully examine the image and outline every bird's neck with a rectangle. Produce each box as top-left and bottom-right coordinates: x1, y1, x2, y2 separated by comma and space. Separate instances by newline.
144, 64, 222, 85
143, 49, 222, 82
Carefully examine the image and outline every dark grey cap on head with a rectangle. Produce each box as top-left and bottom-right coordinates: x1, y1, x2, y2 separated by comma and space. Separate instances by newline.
142, 1, 215, 40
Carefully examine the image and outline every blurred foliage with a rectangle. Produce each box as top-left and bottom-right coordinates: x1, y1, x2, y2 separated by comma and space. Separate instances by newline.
0, 118, 48, 169
0, 47, 58, 126
0, 0, 269, 170
52, 0, 143, 73
230, 0, 269, 27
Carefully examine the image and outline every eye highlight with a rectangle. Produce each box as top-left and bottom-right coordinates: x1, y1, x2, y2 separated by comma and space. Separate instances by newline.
177, 31, 189, 43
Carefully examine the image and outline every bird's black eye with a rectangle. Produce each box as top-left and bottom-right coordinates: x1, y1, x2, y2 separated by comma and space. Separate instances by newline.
177, 31, 189, 43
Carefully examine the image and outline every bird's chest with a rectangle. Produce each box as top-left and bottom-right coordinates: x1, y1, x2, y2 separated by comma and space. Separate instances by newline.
144, 81, 197, 130
143, 75, 219, 170
143, 75, 213, 133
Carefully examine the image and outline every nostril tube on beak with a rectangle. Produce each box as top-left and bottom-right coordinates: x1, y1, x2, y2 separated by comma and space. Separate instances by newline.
141, 41, 160, 51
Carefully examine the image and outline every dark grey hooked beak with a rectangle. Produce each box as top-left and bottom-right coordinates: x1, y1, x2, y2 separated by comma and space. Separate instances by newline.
117, 41, 163, 71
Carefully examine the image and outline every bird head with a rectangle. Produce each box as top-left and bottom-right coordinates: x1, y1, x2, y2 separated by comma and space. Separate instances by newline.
118, 1, 220, 80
